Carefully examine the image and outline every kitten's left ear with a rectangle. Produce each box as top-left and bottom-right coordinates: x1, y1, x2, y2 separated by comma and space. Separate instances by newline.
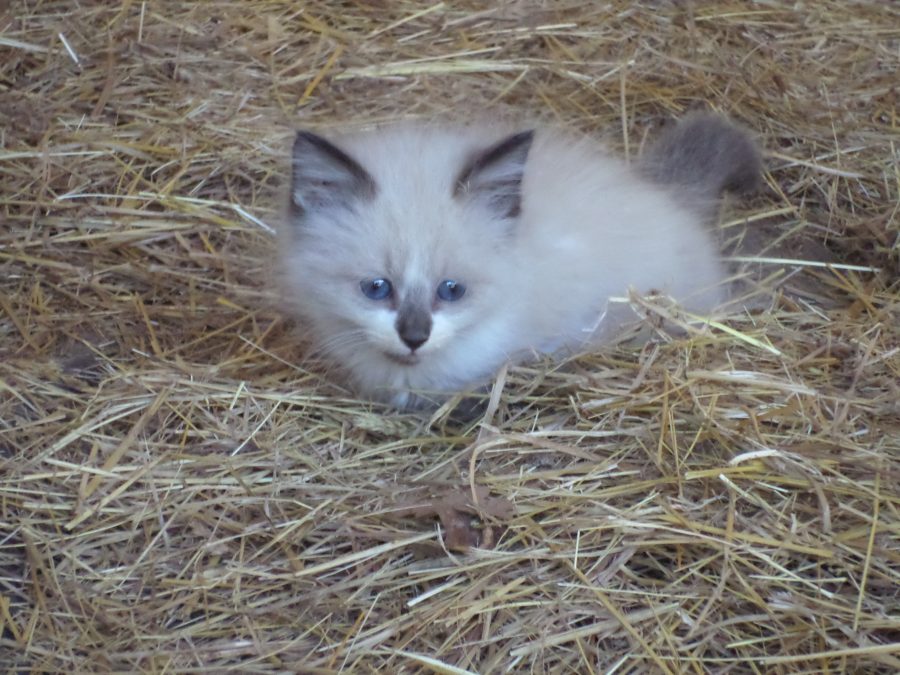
454, 130, 534, 219
291, 130, 376, 218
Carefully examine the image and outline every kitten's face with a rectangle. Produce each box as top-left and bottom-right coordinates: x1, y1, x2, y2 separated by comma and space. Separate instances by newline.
281, 127, 533, 395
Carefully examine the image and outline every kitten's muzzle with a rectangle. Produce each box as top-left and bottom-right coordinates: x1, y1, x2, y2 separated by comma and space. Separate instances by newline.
396, 303, 432, 352
384, 352, 420, 366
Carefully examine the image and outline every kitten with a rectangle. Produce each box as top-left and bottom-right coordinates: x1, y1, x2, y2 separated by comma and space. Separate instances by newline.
279, 113, 761, 408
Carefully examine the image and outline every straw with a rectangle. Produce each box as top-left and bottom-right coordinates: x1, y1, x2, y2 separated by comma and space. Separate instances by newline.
1, 1, 898, 671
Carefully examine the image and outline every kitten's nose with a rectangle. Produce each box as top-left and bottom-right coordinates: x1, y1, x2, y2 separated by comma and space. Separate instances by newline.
398, 322, 430, 351
401, 334, 428, 351
396, 304, 432, 352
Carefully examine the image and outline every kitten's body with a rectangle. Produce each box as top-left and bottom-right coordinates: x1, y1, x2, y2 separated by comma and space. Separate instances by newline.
280, 115, 760, 408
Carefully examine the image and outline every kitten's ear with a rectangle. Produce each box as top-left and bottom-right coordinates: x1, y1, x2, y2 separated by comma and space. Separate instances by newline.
291, 131, 376, 217
454, 130, 534, 219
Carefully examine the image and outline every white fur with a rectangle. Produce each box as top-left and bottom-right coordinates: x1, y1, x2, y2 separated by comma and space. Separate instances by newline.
279, 124, 728, 407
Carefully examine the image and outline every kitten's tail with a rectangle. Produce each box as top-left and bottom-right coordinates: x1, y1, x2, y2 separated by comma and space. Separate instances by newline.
640, 113, 762, 201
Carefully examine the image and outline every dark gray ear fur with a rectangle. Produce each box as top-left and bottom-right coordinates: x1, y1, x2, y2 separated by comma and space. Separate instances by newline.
454, 130, 534, 219
290, 131, 376, 217
640, 113, 762, 199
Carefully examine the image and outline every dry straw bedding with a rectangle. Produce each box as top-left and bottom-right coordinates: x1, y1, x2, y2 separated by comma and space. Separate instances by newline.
1, 1, 899, 672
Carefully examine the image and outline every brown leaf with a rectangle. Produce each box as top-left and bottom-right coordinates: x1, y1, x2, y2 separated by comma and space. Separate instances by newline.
389, 485, 515, 551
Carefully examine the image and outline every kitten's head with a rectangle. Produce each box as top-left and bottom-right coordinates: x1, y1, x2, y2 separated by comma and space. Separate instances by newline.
280, 125, 534, 397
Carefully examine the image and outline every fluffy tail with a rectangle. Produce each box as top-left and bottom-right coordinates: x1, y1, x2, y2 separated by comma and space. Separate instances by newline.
640, 113, 762, 199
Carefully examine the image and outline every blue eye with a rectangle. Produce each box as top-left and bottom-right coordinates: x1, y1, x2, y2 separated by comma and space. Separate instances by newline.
360, 278, 392, 300
436, 279, 466, 301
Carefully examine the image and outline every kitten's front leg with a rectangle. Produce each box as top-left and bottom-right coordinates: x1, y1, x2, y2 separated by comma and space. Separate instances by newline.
389, 390, 413, 410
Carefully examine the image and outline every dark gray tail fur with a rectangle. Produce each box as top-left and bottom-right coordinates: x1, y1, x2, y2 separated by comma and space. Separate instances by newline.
640, 113, 762, 201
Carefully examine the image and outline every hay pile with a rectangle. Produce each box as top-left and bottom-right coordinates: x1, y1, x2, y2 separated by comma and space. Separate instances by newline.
2, 1, 898, 671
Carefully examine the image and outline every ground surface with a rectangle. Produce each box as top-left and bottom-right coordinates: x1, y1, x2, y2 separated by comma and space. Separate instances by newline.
1, 2, 898, 672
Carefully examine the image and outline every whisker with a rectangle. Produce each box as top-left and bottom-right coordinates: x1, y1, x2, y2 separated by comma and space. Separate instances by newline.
307, 328, 370, 359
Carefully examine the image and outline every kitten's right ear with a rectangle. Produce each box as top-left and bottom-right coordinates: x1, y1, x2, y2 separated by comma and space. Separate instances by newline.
291, 131, 376, 217
454, 130, 534, 219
